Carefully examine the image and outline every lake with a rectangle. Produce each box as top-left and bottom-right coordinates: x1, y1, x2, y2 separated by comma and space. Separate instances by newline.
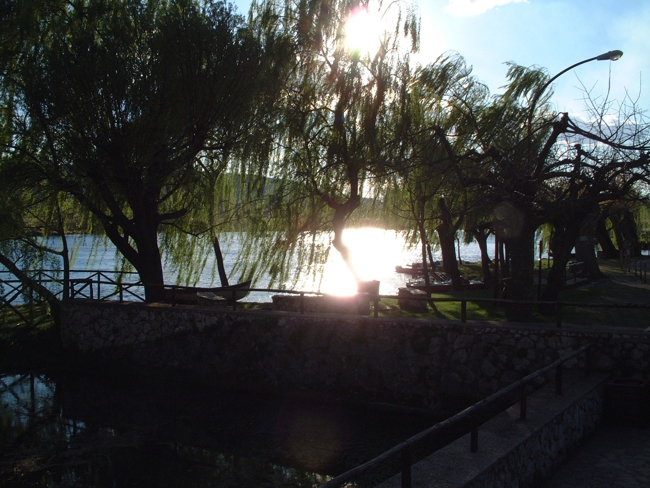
1, 229, 498, 485
55, 228, 494, 301
0, 367, 443, 487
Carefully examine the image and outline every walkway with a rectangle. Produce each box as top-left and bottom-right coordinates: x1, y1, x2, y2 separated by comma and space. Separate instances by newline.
543, 425, 650, 487
545, 261, 650, 487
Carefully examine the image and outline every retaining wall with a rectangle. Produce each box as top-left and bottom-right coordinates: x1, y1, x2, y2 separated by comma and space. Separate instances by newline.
61, 299, 650, 411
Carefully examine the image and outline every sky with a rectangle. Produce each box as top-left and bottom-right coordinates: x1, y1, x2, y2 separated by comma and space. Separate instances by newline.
233, 0, 649, 117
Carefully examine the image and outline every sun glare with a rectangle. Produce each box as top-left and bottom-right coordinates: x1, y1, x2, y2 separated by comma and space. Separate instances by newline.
316, 228, 410, 296
344, 7, 382, 55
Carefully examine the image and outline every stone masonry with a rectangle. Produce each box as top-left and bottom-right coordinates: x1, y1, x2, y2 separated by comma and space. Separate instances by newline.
61, 299, 650, 412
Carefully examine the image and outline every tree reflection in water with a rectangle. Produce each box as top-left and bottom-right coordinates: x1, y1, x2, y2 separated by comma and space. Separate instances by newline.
0, 370, 439, 487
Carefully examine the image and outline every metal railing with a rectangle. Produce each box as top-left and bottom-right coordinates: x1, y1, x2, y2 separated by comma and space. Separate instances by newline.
632, 259, 649, 283
4, 269, 650, 328
318, 345, 592, 488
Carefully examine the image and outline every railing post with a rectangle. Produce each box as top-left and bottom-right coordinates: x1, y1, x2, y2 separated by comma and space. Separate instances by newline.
555, 364, 563, 395
461, 300, 467, 323
520, 386, 527, 420
401, 445, 412, 488
470, 421, 478, 452
119, 283, 124, 302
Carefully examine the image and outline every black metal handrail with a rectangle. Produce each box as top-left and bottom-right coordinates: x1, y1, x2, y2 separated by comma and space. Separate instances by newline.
318, 345, 592, 488
3, 270, 650, 327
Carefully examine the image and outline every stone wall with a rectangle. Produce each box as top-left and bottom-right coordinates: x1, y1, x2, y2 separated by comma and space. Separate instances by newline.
470, 379, 604, 487
61, 299, 650, 411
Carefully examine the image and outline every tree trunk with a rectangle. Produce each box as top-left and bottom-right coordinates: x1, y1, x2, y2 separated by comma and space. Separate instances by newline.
595, 209, 619, 259
541, 223, 580, 304
416, 201, 435, 296
436, 198, 462, 290
0, 252, 61, 330
611, 209, 641, 258
470, 228, 493, 285
504, 224, 536, 322
56, 210, 71, 300
212, 236, 229, 286
331, 202, 360, 285
104, 216, 165, 302
574, 211, 604, 280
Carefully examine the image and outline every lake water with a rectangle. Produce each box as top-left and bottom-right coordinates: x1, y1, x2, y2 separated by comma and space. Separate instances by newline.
0, 368, 442, 487
0, 229, 636, 485
1, 228, 479, 486
51, 228, 494, 301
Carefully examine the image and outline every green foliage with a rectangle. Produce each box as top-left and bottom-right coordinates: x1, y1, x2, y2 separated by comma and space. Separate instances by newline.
2, 0, 291, 295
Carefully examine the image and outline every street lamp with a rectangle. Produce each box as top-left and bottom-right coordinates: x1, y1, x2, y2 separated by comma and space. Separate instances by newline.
527, 49, 623, 167
529, 50, 623, 118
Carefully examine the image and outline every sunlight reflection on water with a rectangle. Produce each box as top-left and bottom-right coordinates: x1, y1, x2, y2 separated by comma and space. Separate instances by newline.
38, 228, 493, 300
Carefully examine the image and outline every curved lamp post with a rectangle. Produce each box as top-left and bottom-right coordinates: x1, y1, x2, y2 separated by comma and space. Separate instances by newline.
528, 50, 623, 121
526, 49, 623, 166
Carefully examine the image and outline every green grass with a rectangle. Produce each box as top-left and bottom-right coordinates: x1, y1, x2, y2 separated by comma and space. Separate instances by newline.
376, 258, 650, 329
2, 258, 648, 372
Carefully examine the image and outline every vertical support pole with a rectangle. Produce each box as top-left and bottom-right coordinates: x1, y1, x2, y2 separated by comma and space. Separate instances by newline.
493, 228, 499, 302
119, 284, 124, 302
401, 446, 412, 488
537, 240, 543, 300
461, 300, 467, 323
28, 284, 34, 324
470, 422, 479, 452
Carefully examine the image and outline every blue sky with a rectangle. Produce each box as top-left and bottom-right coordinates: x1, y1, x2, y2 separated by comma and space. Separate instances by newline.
416, 0, 649, 114
234, 0, 649, 116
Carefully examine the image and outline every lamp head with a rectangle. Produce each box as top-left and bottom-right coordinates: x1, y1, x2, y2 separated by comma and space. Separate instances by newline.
596, 50, 623, 61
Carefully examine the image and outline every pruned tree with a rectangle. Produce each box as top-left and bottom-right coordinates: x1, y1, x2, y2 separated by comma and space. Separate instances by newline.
429, 57, 650, 320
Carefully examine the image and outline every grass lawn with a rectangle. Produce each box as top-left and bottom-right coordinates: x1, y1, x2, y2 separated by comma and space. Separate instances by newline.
2, 257, 648, 371
377, 258, 650, 329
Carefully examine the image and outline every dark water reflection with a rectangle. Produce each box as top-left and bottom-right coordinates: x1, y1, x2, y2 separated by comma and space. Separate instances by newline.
1, 368, 439, 487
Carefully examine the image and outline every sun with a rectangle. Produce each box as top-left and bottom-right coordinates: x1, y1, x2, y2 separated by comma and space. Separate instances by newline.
344, 7, 382, 55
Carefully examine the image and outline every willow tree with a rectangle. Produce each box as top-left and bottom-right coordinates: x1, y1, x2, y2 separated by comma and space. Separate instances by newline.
2, 0, 288, 300
256, 0, 419, 286
379, 53, 492, 291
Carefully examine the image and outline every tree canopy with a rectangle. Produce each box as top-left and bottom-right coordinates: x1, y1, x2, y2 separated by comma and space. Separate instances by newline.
1, 0, 291, 299
1, 0, 649, 321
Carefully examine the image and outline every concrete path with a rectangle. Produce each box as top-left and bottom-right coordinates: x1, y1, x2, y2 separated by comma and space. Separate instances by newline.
543, 425, 650, 488
536, 262, 650, 487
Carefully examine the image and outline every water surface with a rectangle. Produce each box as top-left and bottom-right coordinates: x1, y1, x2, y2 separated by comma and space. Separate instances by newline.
1, 368, 441, 487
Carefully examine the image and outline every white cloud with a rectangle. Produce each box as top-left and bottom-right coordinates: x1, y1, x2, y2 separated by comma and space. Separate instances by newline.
445, 0, 528, 18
